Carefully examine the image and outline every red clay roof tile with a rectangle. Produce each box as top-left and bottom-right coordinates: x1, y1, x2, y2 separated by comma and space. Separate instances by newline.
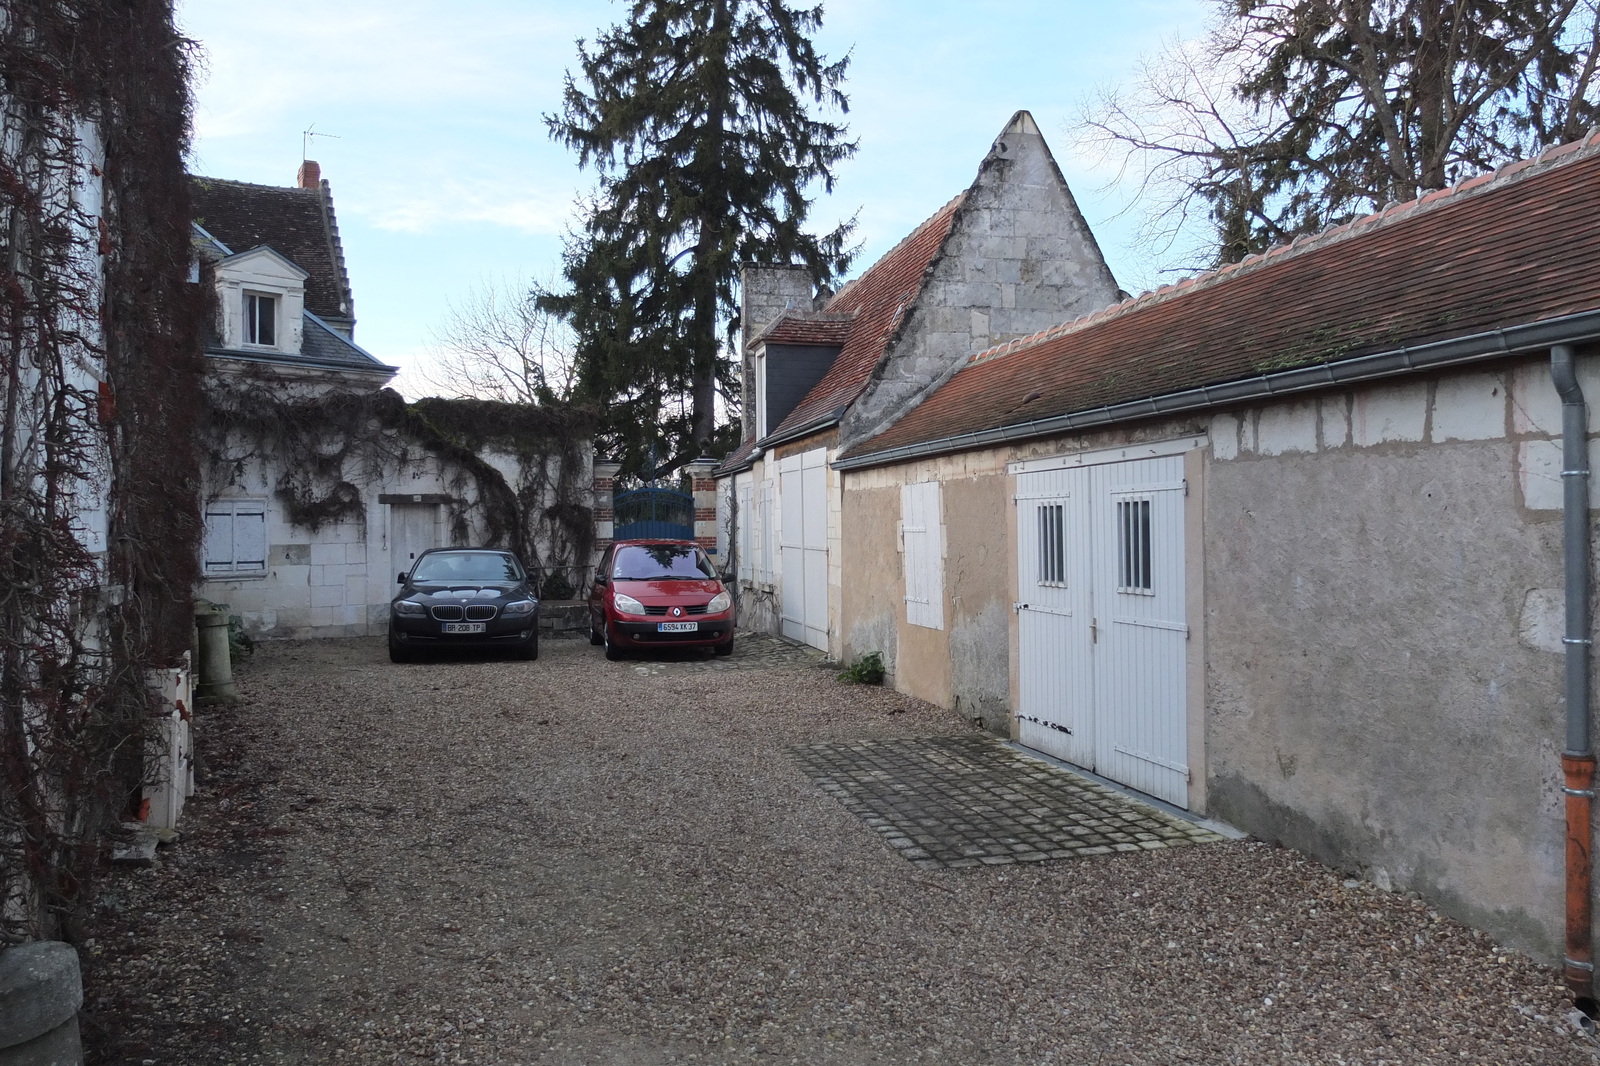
848, 137, 1600, 462
757, 312, 857, 347
762, 194, 965, 440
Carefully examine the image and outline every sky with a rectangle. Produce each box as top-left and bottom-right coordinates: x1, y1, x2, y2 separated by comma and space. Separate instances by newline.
175, 0, 1213, 397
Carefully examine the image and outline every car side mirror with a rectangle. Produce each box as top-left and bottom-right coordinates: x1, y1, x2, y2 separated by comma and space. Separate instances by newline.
593, 573, 607, 586
397, 572, 408, 584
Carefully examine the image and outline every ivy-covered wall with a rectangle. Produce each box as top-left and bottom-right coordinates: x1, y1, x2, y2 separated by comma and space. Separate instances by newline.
0, 0, 204, 944
200, 370, 596, 637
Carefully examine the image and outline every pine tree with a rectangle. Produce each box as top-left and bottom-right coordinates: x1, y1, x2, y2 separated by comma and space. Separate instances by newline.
543, 0, 856, 478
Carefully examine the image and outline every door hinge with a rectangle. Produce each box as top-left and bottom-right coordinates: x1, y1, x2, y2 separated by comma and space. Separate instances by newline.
1091, 617, 1098, 643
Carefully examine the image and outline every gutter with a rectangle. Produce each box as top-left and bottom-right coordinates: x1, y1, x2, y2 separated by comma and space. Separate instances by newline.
1553, 343, 1597, 1009
204, 349, 399, 376
832, 308, 1600, 471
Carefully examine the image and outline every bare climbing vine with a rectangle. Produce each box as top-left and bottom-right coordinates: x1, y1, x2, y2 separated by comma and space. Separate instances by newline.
0, 0, 204, 944
203, 370, 597, 594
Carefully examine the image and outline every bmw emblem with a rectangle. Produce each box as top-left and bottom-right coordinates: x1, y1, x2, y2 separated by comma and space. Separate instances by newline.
672, 606, 682, 617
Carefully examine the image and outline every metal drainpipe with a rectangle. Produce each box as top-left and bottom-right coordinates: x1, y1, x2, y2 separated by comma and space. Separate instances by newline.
1553, 342, 1597, 1007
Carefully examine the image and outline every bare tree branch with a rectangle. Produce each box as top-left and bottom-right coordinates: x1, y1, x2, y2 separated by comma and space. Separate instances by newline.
421, 275, 578, 405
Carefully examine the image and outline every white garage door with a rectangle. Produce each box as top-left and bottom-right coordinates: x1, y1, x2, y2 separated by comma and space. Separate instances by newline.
778, 448, 829, 650
1015, 453, 1190, 806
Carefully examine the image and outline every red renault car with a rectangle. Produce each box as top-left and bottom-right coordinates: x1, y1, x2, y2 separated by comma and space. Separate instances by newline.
589, 539, 734, 660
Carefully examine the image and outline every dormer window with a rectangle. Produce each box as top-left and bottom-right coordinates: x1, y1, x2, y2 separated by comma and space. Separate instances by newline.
244, 292, 277, 346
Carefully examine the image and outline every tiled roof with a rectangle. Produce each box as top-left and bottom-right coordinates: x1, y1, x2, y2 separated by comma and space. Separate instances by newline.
757, 311, 856, 348
847, 131, 1600, 462
717, 438, 758, 474
763, 194, 965, 441
190, 175, 352, 322
299, 313, 391, 370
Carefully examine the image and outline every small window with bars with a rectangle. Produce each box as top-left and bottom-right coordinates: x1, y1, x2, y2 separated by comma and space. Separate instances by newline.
1117, 497, 1153, 593
1037, 504, 1065, 586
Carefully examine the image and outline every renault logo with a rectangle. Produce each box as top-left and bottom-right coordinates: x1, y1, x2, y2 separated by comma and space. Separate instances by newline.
672, 606, 682, 617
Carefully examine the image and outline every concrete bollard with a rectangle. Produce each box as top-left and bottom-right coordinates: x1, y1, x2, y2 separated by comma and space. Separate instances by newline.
193, 603, 237, 704
0, 942, 83, 1066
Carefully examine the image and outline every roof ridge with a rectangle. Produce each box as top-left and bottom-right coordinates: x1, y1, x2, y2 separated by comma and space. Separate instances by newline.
190, 174, 318, 194
965, 125, 1600, 369
827, 191, 967, 310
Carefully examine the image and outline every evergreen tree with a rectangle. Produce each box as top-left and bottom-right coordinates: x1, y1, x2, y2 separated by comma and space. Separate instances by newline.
543, 0, 856, 478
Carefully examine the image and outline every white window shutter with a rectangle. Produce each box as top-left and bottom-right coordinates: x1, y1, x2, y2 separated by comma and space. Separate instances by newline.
203, 500, 268, 575
203, 508, 234, 573
901, 481, 944, 630
737, 486, 753, 581
233, 504, 267, 571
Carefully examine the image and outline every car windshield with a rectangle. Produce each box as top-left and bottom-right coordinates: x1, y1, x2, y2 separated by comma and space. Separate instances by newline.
412, 552, 523, 583
612, 544, 715, 580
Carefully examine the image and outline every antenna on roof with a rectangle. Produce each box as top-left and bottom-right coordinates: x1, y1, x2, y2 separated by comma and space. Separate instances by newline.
302, 124, 340, 161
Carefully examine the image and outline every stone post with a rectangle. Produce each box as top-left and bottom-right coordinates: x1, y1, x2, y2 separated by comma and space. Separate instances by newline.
686, 459, 720, 557
593, 461, 620, 567
0, 942, 84, 1066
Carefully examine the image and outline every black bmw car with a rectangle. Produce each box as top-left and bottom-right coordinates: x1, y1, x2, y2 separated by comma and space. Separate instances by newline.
388, 548, 540, 663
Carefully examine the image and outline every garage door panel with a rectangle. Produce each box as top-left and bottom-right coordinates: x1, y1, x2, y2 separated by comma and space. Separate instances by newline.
1018, 454, 1189, 808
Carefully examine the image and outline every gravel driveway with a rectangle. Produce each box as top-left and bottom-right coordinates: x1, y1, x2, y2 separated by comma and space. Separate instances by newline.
82, 633, 1597, 1064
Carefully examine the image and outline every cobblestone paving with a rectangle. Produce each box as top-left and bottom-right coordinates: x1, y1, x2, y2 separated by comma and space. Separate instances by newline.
793, 733, 1226, 869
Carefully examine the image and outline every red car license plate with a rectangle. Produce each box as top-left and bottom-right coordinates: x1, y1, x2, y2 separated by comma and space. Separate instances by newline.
443, 622, 486, 634
658, 621, 698, 633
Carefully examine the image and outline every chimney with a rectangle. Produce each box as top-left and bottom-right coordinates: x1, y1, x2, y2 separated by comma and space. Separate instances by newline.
297, 159, 321, 189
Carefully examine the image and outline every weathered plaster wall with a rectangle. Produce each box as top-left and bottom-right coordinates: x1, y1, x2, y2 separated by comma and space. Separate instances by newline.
941, 475, 1011, 731
204, 434, 592, 640
840, 114, 1122, 448
1203, 356, 1595, 963
841, 461, 1012, 730
840, 483, 903, 680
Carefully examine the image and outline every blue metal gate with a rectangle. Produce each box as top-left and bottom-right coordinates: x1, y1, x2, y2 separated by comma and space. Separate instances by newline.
613, 487, 695, 541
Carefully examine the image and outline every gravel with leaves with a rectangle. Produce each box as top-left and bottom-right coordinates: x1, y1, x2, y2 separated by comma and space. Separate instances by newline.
82, 634, 1597, 1064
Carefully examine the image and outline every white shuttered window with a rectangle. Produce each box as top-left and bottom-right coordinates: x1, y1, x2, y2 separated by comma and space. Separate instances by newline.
736, 484, 753, 581
756, 480, 776, 584
203, 499, 268, 576
900, 481, 944, 630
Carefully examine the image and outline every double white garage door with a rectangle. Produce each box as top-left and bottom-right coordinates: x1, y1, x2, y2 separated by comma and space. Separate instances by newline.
777, 448, 829, 651
1014, 453, 1191, 807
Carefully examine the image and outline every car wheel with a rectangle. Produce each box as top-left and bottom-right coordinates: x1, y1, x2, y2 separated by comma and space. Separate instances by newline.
714, 636, 734, 657
519, 629, 539, 661
603, 623, 623, 662
387, 630, 414, 664
589, 615, 603, 646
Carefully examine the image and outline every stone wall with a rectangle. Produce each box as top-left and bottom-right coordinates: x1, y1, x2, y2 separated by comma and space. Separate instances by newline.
840, 112, 1122, 449
739, 265, 813, 440
1201, 353, 1596, 964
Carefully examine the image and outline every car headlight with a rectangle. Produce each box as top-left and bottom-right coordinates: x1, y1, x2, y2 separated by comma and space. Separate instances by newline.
706, 590, 732, 614
393, 599, 426, 616
503, 599, 537, 616
612, 593, 645, 615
